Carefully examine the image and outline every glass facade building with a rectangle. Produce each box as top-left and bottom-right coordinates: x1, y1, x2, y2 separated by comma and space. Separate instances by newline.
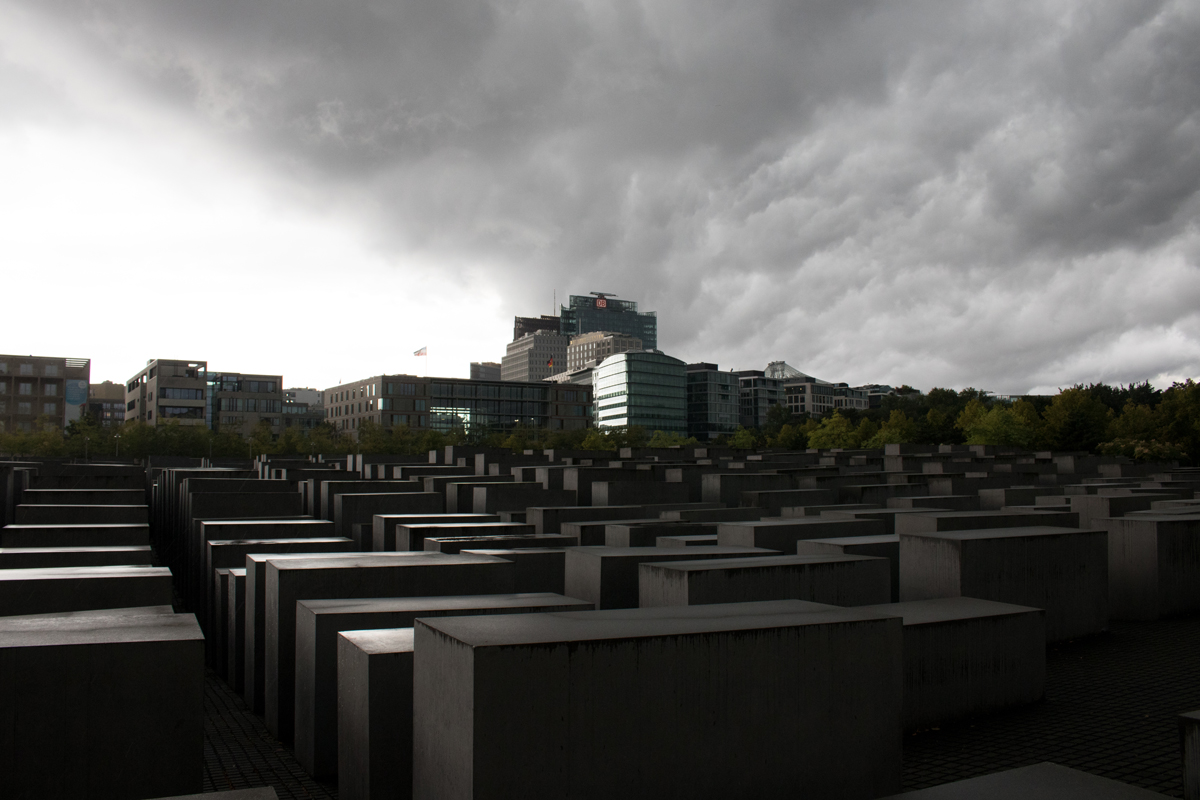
594, 351, 686, 434
560, 294, 657, 351
685, 363, 739, 440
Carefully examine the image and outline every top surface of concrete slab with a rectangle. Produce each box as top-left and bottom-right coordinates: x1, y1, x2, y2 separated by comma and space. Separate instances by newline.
881, 762, 1168, 798
0, 605, 200, 647
0, 565, 170, 580
266, 552, 505, 572
857, 596, 1044, 625
418, 599, 892, 647
804, 534, 899, 546
299, 592, 588, 616
568, 545, 776, 558
339, 627, 414, 654
901, 525, 1097, 542
647, 554, 886, 572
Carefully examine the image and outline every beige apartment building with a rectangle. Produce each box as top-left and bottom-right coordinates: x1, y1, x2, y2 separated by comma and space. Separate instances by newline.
0, 353, 90, 432
566, 330, 643, 373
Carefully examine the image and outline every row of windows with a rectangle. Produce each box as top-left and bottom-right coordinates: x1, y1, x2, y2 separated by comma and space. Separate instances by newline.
218, 398, 283, 413
161, 387, 205, 400
0, 382, 57, 396
0, 363, 59, 377
379, 398, 427, 412
385, 382, 417, 396
212, 380, 277, 394
431, 383, 548, 401
0, 402, 58, 415
160, 406, 205, 420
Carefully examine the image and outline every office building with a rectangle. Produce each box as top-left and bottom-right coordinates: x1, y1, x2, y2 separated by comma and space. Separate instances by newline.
566, 331, 642, 373
513, 315, 561, 341
470, 362, 502, 382
0, 353, 90, 432
501, 330, 568, 383
324, 374, 592, 438
593, 351, 686, 434
125, 359, 207, 427
282, 388, 326, 430
734, 370, 785, 429
784, 378, 869, 418
560, 293, 657, 350
685, 363, 739, 441
87, 381, 126, 427
208, 372, 285, 436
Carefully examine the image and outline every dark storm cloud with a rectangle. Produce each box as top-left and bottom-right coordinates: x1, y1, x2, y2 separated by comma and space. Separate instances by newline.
17, 0, 1200, 390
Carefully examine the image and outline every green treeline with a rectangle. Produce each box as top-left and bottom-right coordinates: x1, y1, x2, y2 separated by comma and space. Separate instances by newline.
2, 380, 1197, 463
738, 380, 1200, 462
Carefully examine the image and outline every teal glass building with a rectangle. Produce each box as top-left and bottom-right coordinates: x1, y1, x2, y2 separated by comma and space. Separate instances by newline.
593, 351, 686, 434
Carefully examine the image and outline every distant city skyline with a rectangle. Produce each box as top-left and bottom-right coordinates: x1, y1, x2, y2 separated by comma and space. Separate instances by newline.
2, 2, 1197, 395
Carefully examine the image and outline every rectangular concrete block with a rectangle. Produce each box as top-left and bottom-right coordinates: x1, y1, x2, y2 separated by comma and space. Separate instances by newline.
656, 534, 720, 547
702, 472, 794, 506
472, 484, 576, 514
227, 568, 246, 694
526, 505, 643, 534
319, 480, 419, 520
899, 526, 1108, 641
298, 592, 590, 779
0, 545, 153, 570
604, 521, 716, 547
659, 507, 765, 523
1104, 515, 1200, 620
413, 601, 904, 800
0, 523, 151, 548
565, 545, 777, 609
895, 510, 1081, 535
424, 533, 577, 554
338, 629, 414, 800
887, 495, 982, 511
797, 534, 900, 601
1183, 710, 1200, 800
372, 513, 498, 551
592, 480, 691, 507
265, 552, 516, 743
718, 518, 885, 551
0, 565, 174, 616
639, 554, 891, 608
397, 522, 534, 551
822, 507, 953, 536
460, 548, 568, 594
562, 517, 659, 546
334, 492, 444, 545
0, 606, 204, 800
879, 762, 1169, 799
21, 489, 145, 505
15, 504, 149, 525
856, 597, 1046, 730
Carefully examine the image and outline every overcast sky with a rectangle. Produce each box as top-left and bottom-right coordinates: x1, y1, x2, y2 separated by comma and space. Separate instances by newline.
3, 0, 1198, 395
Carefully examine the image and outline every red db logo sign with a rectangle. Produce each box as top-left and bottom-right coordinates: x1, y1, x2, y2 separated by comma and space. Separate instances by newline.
596, 298, 607, 308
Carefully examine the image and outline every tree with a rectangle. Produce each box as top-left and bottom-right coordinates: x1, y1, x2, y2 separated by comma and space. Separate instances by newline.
728, 427, 760, 449
865, 411, 919, 448
770, 423, 807, 450
1042, 388, 1113, 452
807, 412, 859, 449
762, 403, 794, 438
646, 430, 699, 448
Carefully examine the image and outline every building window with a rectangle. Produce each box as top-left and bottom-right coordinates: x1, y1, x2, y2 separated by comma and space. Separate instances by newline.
19, 364, 32, 376
18, 383, 32, 395
160, 406, 204, 420
0, 362, 7, 374
44, 383, 58, 396
160, 387, 204, 400
0, 401, 5, 413
44, 365, 59, 377
18, 402, 32, 415
43, 402, 57, 414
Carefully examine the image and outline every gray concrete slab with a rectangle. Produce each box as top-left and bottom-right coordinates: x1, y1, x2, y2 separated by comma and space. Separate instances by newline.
372, 513, 498, 551
718, 517, 885, 550
857, 597, 1045, 730
1183, 710, 1200, 800
20, 488, 145, 505
395, 521, 533, 551
1071, 494, 1182, 530
888, 495, 982, 511
460, 548, 568, 594
658, 506, 766, 523
0, 565, 174, 616
655, 533, 720, 547
781, 503, 881, 518
592, 480, 691, 506
227, 568, 246, 694
0, 606, 204, 800
564, 545, 778, 609
639, 554, 891, 608
151, 789, 278, 800
899, 526, 1108, 642
333, 492, 443, 546
604, 521, 716, 547
822, 507, 954, 536
264, 552, 515, 743
880, 762, 1169, 798
895, 509, 1082, 535
702, 472, 794, 505
338, 628, 414, 800
0, 545, 152, 569
527, 505, 644, 534
319, 481, 419, 521
443, 477, 515, 514
471, 483, 576, 514
0, 522, 151, 548
1103, 516, 1200, 620
423, 533, 576, 554
15, 503, 149, 525
412, 601, 903, 800
297, 593, 591, 778
797, 534, 900, 601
